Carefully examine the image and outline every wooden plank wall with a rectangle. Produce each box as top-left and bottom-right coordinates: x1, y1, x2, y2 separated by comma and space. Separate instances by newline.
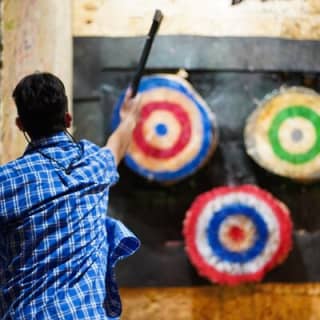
72, 1, 320, 319
0, 0, 72, 164
73, 0, 320, 39
1, 0, 320, 318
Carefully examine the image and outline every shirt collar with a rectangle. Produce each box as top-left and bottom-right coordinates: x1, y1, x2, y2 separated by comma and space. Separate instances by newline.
24, 131, 74, 154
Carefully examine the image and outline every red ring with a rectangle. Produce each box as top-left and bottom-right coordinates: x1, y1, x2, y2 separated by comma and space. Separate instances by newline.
133, 101, 192, 159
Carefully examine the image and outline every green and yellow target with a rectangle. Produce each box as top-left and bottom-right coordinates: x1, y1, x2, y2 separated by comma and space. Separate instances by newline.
244, 87, 320, 181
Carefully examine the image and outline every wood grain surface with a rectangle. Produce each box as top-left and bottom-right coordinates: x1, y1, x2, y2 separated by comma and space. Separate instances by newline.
120, 285, 320, 320
73, 0, 320, 40
1, 0, 72, 164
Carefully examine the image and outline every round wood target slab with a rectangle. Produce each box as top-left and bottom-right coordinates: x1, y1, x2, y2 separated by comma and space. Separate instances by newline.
183, 185, 292, 285
245, 87, 320, 181
112, 74, 218, 183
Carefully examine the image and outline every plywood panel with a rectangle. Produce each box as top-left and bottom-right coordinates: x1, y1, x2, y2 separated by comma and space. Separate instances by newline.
1, 0, 72, 164
73, 0, 320, 40
120, 285, 320, 320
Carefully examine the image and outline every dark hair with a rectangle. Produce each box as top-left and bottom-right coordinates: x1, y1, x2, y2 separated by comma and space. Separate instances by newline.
12, 72, 68, 139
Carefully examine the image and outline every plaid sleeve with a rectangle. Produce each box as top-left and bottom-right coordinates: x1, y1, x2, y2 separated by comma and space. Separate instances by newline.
104, 217, 140, 318
99, 148, 120, 186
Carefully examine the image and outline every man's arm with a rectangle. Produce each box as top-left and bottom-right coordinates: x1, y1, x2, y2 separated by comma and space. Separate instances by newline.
105, 89, 141, 165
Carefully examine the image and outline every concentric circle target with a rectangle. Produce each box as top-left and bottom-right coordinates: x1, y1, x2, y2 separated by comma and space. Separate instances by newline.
268, 106, 320, 164
112, 74, 218, 183
245, 87, 320, 181
183, 185, 292, 285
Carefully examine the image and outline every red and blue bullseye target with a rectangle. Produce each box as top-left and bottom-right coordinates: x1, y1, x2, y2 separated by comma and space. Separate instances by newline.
183, 185, 292, 285
111, 74, 218, 183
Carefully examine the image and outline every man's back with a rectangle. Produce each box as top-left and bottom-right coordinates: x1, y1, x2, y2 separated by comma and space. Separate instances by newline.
0, 132, 139, 319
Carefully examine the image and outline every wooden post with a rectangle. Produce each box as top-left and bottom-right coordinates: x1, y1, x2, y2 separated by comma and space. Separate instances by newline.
0, 2, 3, 163
1, 0, 72, 164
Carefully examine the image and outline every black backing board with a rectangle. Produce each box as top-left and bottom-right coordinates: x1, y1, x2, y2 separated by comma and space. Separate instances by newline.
74, 36, 320, 286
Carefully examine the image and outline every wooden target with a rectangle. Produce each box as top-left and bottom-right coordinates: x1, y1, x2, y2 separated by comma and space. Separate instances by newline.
245, 87, 320, 181
183, 185, 292, 285
112, 74, 218, 183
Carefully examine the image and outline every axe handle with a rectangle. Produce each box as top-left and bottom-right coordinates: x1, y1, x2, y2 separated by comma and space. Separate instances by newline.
131, 9, 164, 97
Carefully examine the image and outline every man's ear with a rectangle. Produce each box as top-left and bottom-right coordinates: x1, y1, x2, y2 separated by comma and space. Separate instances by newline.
15, 117, 25, 132
64, 112, 72, 128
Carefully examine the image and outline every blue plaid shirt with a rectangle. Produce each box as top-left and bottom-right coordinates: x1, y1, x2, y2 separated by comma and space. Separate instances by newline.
0, 132, 140, 319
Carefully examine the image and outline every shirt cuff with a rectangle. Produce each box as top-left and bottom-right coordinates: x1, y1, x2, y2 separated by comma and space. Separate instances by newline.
104, 217, 140, 318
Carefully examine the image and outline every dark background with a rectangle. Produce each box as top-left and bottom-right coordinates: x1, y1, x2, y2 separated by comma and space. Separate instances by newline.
73, 36, 320, 286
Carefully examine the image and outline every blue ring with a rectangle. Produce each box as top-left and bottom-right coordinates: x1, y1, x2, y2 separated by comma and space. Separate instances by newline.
206, 204, 269, 263
111, 76, 216, 182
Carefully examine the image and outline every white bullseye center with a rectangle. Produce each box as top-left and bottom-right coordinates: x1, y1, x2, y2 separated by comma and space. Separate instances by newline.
278, 117, 317, 154
218, 214, 256, 252
142, 110, 181, 149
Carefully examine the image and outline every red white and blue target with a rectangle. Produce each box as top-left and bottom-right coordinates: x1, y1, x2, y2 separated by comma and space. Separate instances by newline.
183, 185, 292, 285
111, 74, 218, 183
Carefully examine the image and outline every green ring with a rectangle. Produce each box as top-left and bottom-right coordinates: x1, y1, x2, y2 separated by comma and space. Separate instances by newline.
268, 106, 320, 164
